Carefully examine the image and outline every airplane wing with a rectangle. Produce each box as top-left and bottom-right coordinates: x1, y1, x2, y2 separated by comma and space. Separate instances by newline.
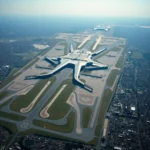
91, 48, 107, 56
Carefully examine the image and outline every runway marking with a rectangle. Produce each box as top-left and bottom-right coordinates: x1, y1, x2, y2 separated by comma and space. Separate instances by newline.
92, 37, 101, 50
78, 36, 91, 48
20, 81, 51, 113
40, 84, 67, 118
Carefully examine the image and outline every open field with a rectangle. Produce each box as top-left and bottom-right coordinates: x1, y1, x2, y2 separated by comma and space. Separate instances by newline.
82, 107, 92, 128
0, 91, 9, 100
95, 89, 113, 137
10, 76, 56, 112
0, 111, 26, 121
37, 38, 61, 56
106, 69, 120, 87
115, 45, 126, 68
34, 112, 75, 133
40, 84, 67, 118
20, 81, 51, 113
0, 120, 17, 133
115, 56, 124, 68
67, 92, 82, 134
20, 128, 87, 144
87, 137, 98, 145
20, 129, 73, 141
42, 79, 75, 120
131, 51, 144, 59
0, 98, 13, 109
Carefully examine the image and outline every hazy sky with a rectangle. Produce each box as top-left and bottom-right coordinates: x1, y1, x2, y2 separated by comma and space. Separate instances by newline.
0, 0, 150, 18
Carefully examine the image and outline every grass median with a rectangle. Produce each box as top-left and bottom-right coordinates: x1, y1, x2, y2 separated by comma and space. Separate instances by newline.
34, 112, 75, 133
95, 89, 113, 137
0, 120, 17, 133
42, 79, 75, 120
82, 107, 92, 128
106, 69, 120, 87
0, 111, 26, 121
0, 91, 9, 100
10, 76, 56, 112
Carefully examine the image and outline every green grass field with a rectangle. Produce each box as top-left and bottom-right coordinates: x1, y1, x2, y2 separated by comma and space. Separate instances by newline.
82, 107, 92, 128
20, 127, 87, 144
88, 137, 98, 145
0, 111, 26, 121
34, 112, 75, 133
10, 76, 56, 112
0, 91, 9, 100
106, 69, 120, 87
0, 98, 13, 109
115, 56, 124, 68
43, 79, 75, 120
115, 45, 126, 68
0, 120, 17, 133
95, 89, 113, 137
20, 128, 70, 140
